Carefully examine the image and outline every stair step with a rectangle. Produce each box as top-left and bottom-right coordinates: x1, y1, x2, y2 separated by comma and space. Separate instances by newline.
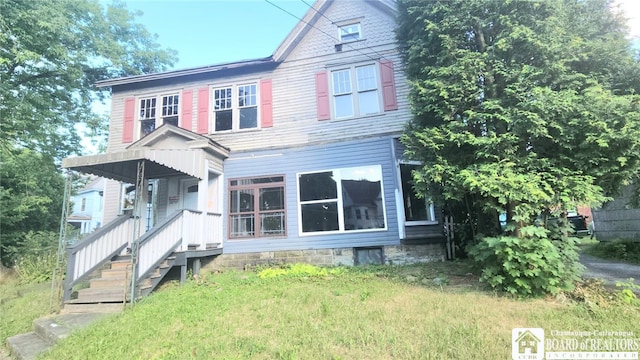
34, 313, 110, 345
75, 288, 127, 303
90, 278, 127, 289
6, 332, 51, 360
61, 303, 125, 314
100, 268, 129, 279
110, 260, 131, 270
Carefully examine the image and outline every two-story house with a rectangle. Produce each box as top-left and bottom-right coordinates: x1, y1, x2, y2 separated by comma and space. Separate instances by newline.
61, 0, 445, 307
67, 177, 105, 237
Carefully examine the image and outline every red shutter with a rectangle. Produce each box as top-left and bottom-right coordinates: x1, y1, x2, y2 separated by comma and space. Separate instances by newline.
380, 60, 398, 111
122, 97, 135, 143
315, 71, 330, 120
196, 87, 209, 134
260, 79, 273, 128
181, 90, 193, 130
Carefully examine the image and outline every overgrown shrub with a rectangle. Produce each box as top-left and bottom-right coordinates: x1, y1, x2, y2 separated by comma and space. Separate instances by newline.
10, 231, 61, 284
586, 239, 640, 263
468, 226, 583, 297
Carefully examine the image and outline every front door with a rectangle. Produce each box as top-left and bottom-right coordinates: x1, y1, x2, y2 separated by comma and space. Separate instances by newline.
182, 180, 199, 210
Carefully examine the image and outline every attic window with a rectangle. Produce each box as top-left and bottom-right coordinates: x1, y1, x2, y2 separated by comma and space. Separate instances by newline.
339, 23, 361, 43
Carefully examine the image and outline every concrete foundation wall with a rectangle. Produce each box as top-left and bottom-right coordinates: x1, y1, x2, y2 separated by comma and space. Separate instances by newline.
204, 244, 445, 270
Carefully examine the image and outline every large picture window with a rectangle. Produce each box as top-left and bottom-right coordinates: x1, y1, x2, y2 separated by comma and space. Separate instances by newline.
400, 163, 436, 224
139, 94, 179, 138
213, 83, 258, 132
229, 176, 285, 239
331, 64, 380, 119
298, 165, 386, 234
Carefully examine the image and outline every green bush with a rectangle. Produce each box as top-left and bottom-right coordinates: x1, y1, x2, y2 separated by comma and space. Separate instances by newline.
11, 231, 61, 284
468, 226, 583, 297
586, 239, 640, 263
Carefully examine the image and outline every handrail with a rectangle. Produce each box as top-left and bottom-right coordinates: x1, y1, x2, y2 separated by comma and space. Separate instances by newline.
67, 212, 132, 254
137, 209, 200, 247
63, 213, 134, 301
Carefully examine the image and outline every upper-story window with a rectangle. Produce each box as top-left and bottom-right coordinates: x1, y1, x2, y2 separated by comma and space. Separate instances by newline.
139, 94, 179, 138
213, 83, 258, 132
339, 23, 361, 42
331, 64, 380, 119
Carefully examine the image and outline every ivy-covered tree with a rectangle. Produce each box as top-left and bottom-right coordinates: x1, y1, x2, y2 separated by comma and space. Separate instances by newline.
396, 0, 640, 295
0, 0, 176, 266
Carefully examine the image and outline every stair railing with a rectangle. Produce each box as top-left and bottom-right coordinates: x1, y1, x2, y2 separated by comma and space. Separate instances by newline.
135, 210, 185, 285
63, 213, 134, 301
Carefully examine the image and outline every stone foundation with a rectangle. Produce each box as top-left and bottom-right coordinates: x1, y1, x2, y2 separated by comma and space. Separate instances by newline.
204, 244, 446, 271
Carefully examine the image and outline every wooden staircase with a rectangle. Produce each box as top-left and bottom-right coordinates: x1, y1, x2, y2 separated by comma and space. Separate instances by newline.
62, 254, 178, 313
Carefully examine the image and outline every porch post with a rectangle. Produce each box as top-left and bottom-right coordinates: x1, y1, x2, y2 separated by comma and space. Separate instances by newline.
130, 160, 146, 305
197, 161, 209, 248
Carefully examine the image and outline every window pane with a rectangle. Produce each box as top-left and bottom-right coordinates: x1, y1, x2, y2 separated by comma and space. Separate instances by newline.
214, 88, 232, 110
140, 119, 155, 137
230, 189, 254, 213
356, 65, 376, 91
163, 116, 178, 127
334, 94, 353, 118
341, 165, 385, 230
301, 203, 339, 232
332, 70, 351, 95
340, 24, 360, 42
140, 98, 156, 119
261, 212, 285, 235
162, 95, 179, 116
233, 177, 284, 186
231, 214, 255, 237
299, 172, 337, 201
215, 109, 232, 131
400, 164, 431, 221
238, 84, 256, 107
239, 107, 258, 129
358, 90, 379, 115
260, 187, 284, 211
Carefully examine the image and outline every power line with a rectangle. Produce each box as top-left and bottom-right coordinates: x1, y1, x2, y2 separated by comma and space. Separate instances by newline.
263, 0, 394, 68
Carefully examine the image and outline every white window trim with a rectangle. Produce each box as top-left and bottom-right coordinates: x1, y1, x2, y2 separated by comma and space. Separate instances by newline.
296, 165, 388, 236
398, 160, 437, 226
338, 22, 362, 43
210, 82, 260, 133
329, 63, 383, 120
136, 92, 181, 140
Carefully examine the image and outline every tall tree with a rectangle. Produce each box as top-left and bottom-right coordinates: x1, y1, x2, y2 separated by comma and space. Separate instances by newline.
0, 0, 176, 266
396, 0, 640, 236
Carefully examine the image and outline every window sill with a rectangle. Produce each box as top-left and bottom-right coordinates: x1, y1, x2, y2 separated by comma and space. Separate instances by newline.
210, 127, 262, 135
299, 227, 388, 237
330, 112, 386, 122
405, 221, 438, 226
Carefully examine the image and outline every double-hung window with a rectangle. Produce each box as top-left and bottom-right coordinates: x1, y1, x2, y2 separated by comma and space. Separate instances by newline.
338, 23, 361, 42
298, 165, 386, 234
138, 94, 179, 138
331, 64, 380, 119
229, 176, 285, 239
213, 83, 258, 132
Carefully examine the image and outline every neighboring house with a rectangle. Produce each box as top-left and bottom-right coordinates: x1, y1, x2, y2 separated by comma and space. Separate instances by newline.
61, 0, 446, 304
592, 185, 640, 241
67, 177, 104, 236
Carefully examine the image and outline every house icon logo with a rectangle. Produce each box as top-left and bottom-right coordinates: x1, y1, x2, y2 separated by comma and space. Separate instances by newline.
512, 328, 544, 360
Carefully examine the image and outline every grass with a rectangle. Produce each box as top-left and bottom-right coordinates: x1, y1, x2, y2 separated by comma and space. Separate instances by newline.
0, 274, 58, 349
6, 262, 629, 360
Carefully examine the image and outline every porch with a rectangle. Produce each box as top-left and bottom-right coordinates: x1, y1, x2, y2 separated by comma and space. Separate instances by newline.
60, 125, 229, 309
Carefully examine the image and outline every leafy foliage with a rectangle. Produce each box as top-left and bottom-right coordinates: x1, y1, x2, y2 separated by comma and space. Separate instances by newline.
468, 227, 583, 297
396, 0, 640, 233
585, 239, 640, 263
0, 0, 176, 266
6, 230, 59, 284
258, 263, 345, 279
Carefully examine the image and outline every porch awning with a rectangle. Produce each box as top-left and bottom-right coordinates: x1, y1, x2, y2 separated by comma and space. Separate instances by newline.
62, 148, 206, 183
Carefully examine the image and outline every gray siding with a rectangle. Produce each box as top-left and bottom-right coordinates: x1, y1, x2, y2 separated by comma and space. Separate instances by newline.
222, 137, 400, 253
592, 185, 640, 241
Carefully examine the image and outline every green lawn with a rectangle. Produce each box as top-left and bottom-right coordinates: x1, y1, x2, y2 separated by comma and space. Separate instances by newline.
11, 262, 632, 360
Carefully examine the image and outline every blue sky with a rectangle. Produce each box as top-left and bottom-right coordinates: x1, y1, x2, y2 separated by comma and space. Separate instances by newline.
124, 0, 311, 69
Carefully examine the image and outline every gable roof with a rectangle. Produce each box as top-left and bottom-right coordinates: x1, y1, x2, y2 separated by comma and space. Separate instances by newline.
62, 125, 229, 183
94, 0, 395, 88
273, 0, 396, 62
